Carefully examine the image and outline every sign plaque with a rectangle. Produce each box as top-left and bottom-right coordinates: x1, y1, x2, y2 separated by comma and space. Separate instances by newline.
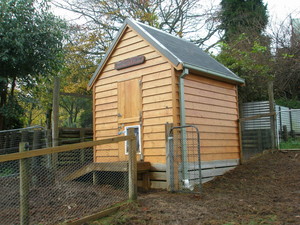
115, 55, 145, 70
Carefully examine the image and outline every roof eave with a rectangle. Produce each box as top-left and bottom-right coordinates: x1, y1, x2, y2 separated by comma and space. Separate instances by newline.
183, 63, 245, 85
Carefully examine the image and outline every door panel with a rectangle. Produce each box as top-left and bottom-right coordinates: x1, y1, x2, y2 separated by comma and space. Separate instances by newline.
117, 78, 142, 160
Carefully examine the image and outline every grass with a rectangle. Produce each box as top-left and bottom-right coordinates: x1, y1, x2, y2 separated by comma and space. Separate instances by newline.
280, 138, 300, 149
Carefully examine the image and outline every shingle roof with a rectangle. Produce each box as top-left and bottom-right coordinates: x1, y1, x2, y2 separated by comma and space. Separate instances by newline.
88, 18, 244, 88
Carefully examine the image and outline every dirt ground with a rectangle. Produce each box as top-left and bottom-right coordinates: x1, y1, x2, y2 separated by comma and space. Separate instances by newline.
94, 150, 300, 225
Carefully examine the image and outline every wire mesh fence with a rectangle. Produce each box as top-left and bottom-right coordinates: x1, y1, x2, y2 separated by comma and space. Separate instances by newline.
0, 134, 136, 225
167, 125, 201, 193
276, 108, 300, 149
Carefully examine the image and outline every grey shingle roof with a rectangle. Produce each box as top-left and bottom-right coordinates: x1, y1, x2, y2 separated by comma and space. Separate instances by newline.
88, 18, 244, 88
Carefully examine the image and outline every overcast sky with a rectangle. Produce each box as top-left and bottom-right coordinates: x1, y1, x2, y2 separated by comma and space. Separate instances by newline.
51, 0, 300, 23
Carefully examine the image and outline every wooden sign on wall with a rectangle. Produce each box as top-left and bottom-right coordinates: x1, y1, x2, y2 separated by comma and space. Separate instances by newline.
115, 55, 145, 70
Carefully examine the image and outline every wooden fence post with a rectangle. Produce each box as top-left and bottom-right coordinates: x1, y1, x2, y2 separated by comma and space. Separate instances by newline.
19, 142, 30, 225
52, 76, 60, 169
268, 81, 277, 149
127, 128, 137, 201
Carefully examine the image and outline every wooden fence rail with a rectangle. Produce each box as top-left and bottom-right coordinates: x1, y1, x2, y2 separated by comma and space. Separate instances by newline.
0, 135, 134, 163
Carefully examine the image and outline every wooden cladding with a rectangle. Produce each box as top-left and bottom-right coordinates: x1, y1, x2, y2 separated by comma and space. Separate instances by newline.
115, 55, 145, 70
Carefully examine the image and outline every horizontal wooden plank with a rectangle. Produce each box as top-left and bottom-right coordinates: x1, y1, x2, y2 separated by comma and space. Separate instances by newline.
143, 84, 172, 97
200, 133, 239, 140
143, 133, 165, 141
185, 86, 236, 102
187, 74, 236, 90
108, 49, 156, 64
191, 167, 236, 179
201, 159, 239, 169
201, 152, 240, 161
118, 117, 140, 123
95, 129, 118, 137
186, 117, 238, 127
0, 135, 134, 162
95, 96, 117, 105
94, 102, 117, 110
185, 94, 237, 109
101, 57, 169, 79
97, 63, 171, 86
112, 41, 150, 57
143, 125, 166, 133
185, 109, 238, 121
95, 83, 117, 92
194, 125, 238, 134
95, 156, 120, 163
143, 116, 173, 126
142, 77, 172, 90
200, 146, 239, 153
185, 101, 238, 115
95, 143, 118, 149
142, 70, 172, 82
143, 108, 173, 119
143, 155, 166, 164
95, 123, 118, 131
143, 92, 173, 104
104, 52, 162, 72
143, 148, 166, 156
95, 89, 117, 98
115, 34, 144, 49
185, 78, 236, 96
200, 140, 239, 147
64, 203, 128, 225
143, 100, 173, 111
94, 116, 117, 123
95, 150, 119, 157
95, 109, 117, 118
144, 140, 165, 148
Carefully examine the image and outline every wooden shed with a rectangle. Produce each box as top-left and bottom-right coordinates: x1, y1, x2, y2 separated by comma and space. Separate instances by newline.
88, 19, 244, 189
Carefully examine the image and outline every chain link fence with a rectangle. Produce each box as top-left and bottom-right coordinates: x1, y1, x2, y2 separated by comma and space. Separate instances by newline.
167, 125, 201, 193
0, 134, 136, 224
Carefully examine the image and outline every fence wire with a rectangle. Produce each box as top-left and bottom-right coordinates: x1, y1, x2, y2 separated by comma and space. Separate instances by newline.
0, 143, 129, 224
241, 116, 273, 160
277, 109, 300, 149
168, 125, 201, 193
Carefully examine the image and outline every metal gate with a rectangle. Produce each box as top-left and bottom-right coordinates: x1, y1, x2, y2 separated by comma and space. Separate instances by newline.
167, 125, 201, 193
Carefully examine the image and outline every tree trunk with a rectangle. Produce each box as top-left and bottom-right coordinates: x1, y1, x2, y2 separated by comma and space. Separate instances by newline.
0, 80, 8, 130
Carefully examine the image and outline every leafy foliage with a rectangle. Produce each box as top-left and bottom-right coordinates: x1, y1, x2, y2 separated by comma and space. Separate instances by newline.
0, 0, 68, 129
219, 0, 268, 42
215, 35, 272, 102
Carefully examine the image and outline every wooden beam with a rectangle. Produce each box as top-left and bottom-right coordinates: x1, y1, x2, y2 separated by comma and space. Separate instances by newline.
63, 202, 129, 225
0, 135, 134, 163
128, 128, 137, 201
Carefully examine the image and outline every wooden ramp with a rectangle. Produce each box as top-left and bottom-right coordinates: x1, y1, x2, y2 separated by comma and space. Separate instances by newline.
65, 161, 151, 189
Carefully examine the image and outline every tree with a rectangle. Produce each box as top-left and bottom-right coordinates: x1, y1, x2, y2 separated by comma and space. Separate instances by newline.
219, 0, 268, 43
215, 35, 272, 102
53, 0, 221, 52
0, 0, 68, 129
270, 17, 300, 102
217, 0, 271, 103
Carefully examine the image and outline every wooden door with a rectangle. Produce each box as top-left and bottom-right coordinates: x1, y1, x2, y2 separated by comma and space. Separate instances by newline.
117, 78, 142, 160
